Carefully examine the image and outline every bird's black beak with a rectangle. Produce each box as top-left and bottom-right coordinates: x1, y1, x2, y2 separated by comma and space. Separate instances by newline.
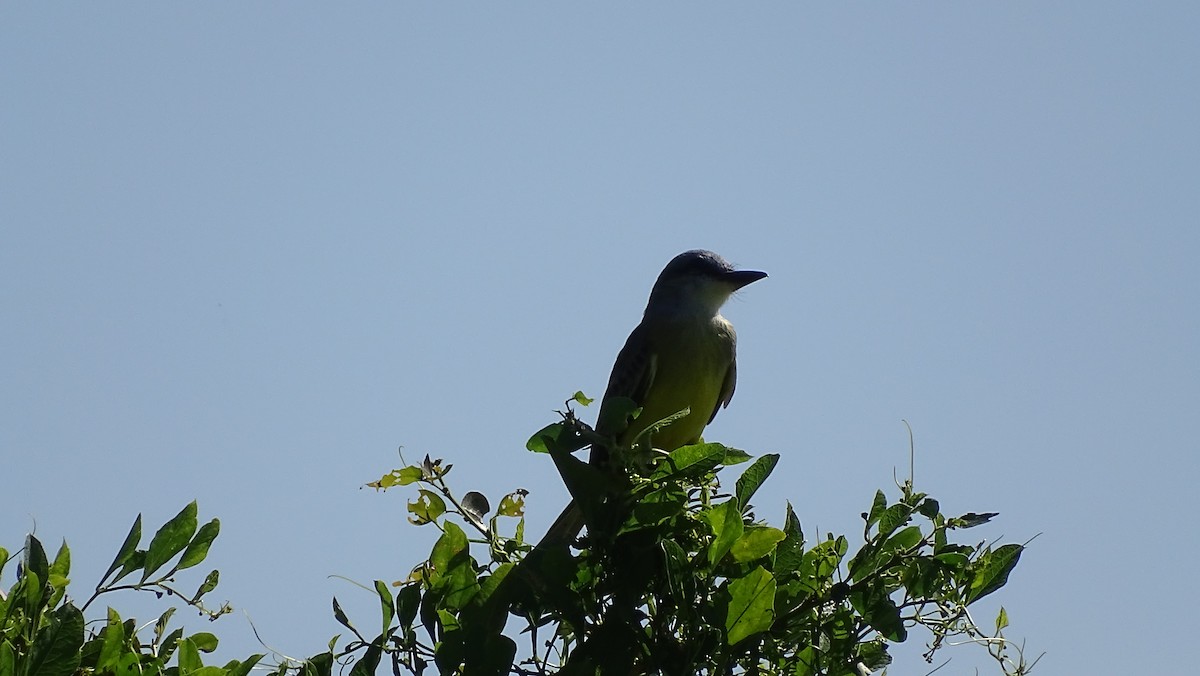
725, 269, 768, 290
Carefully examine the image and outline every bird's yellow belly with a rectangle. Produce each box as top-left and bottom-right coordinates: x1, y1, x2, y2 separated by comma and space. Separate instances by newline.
621, 325, 730, 451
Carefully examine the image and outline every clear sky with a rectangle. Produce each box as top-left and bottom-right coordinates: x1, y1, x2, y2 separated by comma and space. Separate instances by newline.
3, 4, 1196, 674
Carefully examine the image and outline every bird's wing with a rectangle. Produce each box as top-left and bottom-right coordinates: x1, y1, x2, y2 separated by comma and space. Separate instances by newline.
710, 359, 737, 423
595, 322, 658, 436
709, 327, 738, 423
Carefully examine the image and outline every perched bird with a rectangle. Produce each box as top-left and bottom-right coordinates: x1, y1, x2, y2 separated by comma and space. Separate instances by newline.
542, 249, 766, 545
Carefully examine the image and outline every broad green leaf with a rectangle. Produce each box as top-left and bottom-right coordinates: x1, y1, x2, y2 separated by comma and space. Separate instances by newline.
731, 527, 787, 563
793, 645, 819, 676
570, 390, 594, 406
142, 502, 198, 582
876, 503, 914, 538
476, 563, 512, 605
996, 606, 1010, 631
463, 633, 517, 675
882, 525, 923, 554
724, 566, 776, 644
223, 654, 265, 676
0, 643, 15, 676
496, 491, 526, 517
177, 519, 220, 571
190, 632, 218, 652
526, 420, 586, 455
97, 608, 126, 670
47, 540, 71, 607
159, 627, 184, 661
861, 593, 906, 642
525, 422, 564, 454
154, 607, 177, 644
407, 489, 446, 525
395, 583, 421, 630
705, 501, 744, 566
734, 453, 779, 510
856, 639, 893, 671
49, 540, 70, 579
25, 535, 50, 587
429, 522, 468, 580
774, 502, 806, 577
27, 603, 84, 676
917, 497, 940, 518
865, 490, 887, 529
176, 637, 201, 673
367, 466, 424, 489
439, 559, 480, 610
967, 544, 1023, 604
721, 446, 753, 465
653, 442, 727, 479
374, 580, 394, 634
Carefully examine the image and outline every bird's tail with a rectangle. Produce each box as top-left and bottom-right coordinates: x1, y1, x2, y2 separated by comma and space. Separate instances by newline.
537, 500, 585, 549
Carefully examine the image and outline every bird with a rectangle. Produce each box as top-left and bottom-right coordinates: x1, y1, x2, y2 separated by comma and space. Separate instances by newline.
540, 249, 767, 546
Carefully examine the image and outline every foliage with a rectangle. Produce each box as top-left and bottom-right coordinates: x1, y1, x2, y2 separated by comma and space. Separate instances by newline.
357, 400, 1039, 675
2, 398, 1037, 675
0, 501, 262, 676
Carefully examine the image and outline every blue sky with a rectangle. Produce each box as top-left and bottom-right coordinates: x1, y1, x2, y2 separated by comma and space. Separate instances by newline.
3, 4, 1197, 673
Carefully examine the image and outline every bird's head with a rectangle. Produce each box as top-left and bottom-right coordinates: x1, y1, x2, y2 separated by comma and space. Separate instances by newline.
645, 250, 767, 318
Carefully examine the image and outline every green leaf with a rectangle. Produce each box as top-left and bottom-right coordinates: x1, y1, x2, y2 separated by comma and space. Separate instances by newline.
882, 525, 923, 554
142, 502, 199, 581
731, 527, 786, 563
331, 597, 357, 637
526, 420, 586, 455
177, 519, 220, 572
967, 544, 1023, 604
27, 603, 84, 676
154, 607, 177, 644
734, 453, 779, 510
793, 645, 819, 676
407, 489, 447, 525
223, 654, 265, 676
176, 637, 201, 673
374, 580, 394, 635
996, 606, 1010, 631
190, 632, 218, 652
368, 466, 424, 489
724, 566, 776, 644
395, 583, 421, 630
429, 522, 468, 581
953, 511, 999, 528
496, 491, 526, 517
653, 442, 727, 479
721, 446, 753, 465
570, 390, 594, 406
775, 502, 806, 577
865, 490, 887, 528
876, 503, 914, 538
97, 607, 126, 670
705, 500, 744, 566
0, 642, 16, 676
25, 534, 50, 587
350, 640, 383, 676
47, 540, 71, 607
192, 570, 219, 603
917, 497, 940, 518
